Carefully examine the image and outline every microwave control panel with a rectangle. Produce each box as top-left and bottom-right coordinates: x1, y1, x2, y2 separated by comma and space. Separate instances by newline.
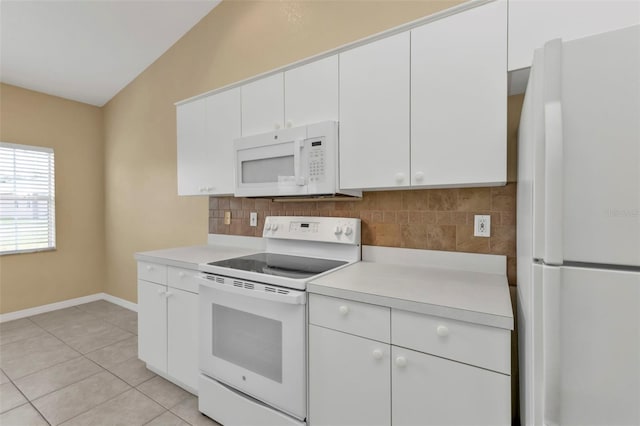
307, 138, 326, 183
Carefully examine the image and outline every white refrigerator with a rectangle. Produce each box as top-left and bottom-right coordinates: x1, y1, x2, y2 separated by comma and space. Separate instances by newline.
517, 25, 640, 426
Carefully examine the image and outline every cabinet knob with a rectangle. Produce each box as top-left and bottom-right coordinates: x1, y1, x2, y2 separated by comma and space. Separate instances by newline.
436, 325, 449, 337
165, 291, 173, 298
286, 121, 293, 128
157, 289, 165, 296
334, 225, 343, 235
178, 272, 185, 278
146, 265, 153, 271
274, 123, 281, 130
395, 356, 407, 368
372, 349, 383, 360
395, 172, 405, 183
415, 171, 425, 182
338, 305, 349, 316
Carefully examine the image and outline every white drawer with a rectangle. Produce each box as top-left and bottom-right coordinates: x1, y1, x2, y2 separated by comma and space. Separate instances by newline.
137, 262, 167, 285
167, 267, 199, 293
309, 294, 390, 343
392, 309, 510, 374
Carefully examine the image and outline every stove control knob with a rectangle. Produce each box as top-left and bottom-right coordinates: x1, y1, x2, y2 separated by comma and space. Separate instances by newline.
344, 226, 353, 236
272, 223, 279, 231
265, 223, 272, 231
334, 225, 343, 235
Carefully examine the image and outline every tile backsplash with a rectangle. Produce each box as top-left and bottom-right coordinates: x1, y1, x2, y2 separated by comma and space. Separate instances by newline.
209, 183, 517, 285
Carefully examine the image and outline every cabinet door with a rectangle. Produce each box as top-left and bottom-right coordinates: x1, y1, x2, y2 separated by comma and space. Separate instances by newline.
176, 90, 241, 196
284, 55, 338, 127
411, 1, 507, 187
167, 288, 199, 392
309, 325, 390, 426
176, 98, 206, 195
241, 73, 284, 135
392, 347, 510, 426
204, 88, 241, 195
138, 280, 167, 373
339, 32, 410, 190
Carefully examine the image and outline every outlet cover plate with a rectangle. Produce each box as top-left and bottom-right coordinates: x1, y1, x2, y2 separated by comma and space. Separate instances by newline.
250, 212, 257, 227
474, 215, 491, 237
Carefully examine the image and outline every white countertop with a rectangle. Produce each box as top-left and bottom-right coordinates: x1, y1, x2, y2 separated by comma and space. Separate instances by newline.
134, 245, 260, 270
308, 261, 513, 330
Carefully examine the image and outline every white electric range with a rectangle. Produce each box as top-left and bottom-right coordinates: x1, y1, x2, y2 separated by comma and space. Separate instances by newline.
197, 216, 361, 426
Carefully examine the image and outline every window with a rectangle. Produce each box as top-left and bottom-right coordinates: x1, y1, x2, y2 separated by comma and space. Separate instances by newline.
0, 142, 56, 254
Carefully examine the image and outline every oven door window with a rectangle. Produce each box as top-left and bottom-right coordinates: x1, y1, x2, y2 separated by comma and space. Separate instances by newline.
211, 304, 283, 383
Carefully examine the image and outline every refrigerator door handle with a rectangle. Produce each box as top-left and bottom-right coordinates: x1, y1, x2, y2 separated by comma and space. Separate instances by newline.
543, 39, 564, 265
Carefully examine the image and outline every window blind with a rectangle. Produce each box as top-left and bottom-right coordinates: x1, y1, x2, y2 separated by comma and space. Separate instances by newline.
0, 142, 56, 255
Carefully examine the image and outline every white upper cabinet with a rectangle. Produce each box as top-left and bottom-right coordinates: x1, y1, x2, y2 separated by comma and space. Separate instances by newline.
508, 0, 640, 71
339, 32, 411, 190
176, 88, 241, 196
284, 55, 339, 127
241, 73, 285, 135
411, 0, 507, 187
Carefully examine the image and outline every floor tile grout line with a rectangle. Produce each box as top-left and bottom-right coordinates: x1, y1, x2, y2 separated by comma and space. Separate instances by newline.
1, 366, 51, 425
141, 409, 174, 426
51, 374, 134, 426
28, 365, 109, 405
28, 401, 52, 426
0, 324, 84, 382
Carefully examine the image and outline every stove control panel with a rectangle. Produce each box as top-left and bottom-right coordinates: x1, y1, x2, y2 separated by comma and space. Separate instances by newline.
263, 216, 361, 245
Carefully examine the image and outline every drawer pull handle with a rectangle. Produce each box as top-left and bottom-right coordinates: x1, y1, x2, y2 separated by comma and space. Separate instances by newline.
395, 356, 407, 368
436, 325, 449, 337
372, 349, 383, 360
338, 305, 349, 315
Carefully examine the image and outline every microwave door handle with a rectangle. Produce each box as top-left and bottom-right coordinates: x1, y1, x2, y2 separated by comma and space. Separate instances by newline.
294, 139, 305, 186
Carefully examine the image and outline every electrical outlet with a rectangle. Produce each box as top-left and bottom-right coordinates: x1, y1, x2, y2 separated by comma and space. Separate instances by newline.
250, 212, 258, 227
224, 211, 231, 225
474, 215, 491, 237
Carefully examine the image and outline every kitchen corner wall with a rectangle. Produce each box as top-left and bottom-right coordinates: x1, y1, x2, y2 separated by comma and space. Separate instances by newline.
0, 84, 105, 314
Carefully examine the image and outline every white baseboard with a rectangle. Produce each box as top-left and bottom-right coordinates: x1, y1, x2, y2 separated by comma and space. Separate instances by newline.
101, 293, 137, 312
0, 292, 137, 323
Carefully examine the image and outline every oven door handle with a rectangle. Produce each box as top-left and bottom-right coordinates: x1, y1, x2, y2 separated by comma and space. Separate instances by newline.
197, 275, 306, 305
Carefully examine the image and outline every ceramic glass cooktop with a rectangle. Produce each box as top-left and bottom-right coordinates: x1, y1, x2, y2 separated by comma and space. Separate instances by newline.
207, 253, 347, 279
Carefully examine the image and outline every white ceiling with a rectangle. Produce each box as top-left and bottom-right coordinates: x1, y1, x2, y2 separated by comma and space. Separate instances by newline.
0, 0, 220, 106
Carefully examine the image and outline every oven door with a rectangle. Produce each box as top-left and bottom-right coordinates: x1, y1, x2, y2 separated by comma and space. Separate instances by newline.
234, 126, 309, 197
198, 275, 307, 420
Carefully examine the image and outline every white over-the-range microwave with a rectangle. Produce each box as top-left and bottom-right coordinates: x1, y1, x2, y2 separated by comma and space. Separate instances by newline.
234, 121, 361, 198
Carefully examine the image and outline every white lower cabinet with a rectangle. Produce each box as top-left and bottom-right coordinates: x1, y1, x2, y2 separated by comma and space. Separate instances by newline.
138, 280, 167, 372
391, 346, 510, 426
308, 294, 510, 425
137, 263, 199, 393
309, 325, 390, 426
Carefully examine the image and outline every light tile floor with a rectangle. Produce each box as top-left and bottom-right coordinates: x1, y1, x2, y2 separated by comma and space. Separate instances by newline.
0, 300, 220, 426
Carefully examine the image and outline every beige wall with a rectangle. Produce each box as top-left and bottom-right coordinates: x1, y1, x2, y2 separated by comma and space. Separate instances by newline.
0, 84, 105, 314
103, 0, 466, 303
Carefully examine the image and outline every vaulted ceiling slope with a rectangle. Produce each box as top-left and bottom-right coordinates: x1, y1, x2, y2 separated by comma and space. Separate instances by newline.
0, 0, 220, 106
